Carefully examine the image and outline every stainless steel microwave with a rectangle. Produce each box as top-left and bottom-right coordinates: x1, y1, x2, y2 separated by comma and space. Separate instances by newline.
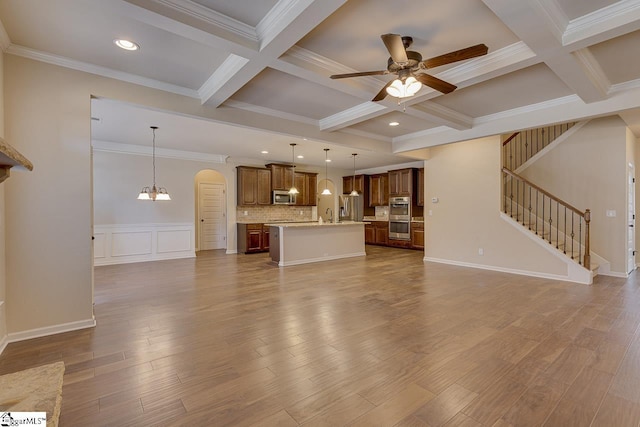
273, 190, 296, 205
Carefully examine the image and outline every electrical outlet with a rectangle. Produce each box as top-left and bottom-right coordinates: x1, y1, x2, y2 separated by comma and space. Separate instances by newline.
478, 247, 484, 256
243, 211, 248, 216
428, 210, 433, 216
606, 210, 616, 217
300, 210, 303, 215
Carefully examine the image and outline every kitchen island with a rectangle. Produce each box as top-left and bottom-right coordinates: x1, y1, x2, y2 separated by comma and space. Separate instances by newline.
268, 222, 366, 266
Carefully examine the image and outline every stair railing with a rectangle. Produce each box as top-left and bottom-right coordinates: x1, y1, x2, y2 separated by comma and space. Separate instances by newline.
503, 122, 576, 171
502, 167, 590, 269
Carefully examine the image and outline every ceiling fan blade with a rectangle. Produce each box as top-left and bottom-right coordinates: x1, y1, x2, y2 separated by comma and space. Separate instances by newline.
415, 73, 457, 94
422, 44, 488, 69
330, 70, 387, 79
381, 34, 408, 65
372, 80, 395, 102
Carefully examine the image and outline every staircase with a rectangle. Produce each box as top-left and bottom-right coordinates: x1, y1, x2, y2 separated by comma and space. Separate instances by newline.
501, 122, 608, 283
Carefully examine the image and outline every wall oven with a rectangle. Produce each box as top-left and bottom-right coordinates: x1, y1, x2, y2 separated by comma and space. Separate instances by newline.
389, 196, 410, 240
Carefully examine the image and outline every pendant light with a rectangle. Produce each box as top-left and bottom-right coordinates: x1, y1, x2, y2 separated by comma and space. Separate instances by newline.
137, 126, 171, 201
350, 153, 359, 196
321, 148, 332, 196
288, 143, 299, 195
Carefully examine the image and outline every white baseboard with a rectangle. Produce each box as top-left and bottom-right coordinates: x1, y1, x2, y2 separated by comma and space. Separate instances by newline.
95, 251, 195, 266
226, 249, 238, 254
598, 271, 629, 278
422, 256, 591, 284
7, 317, 96, 344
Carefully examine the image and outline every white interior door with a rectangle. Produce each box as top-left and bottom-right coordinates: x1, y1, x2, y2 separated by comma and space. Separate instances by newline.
199, 183, 226, 250
628, 164, 636, 273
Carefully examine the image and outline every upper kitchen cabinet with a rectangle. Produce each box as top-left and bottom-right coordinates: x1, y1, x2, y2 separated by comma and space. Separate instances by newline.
388, 168, 414, 197
342, 175, 365, 195
369, 173, 389, 207
294, 172, 318, 206
267, 163, 293, 191
237, 166, 271, 206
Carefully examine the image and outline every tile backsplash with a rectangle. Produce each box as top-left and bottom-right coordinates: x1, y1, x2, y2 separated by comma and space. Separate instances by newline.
236, 205, 314, 222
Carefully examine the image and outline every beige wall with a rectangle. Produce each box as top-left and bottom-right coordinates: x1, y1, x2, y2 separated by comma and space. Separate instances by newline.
520, 117, 628, 274
3, 54, 247, 334
94, 151, 232, 225
424, 135, 567, 277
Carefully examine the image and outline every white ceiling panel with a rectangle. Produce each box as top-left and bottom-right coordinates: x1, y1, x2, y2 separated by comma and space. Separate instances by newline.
429, 64, 573, 118
589, 30, 640, 85
230, 68, 365, 120
190, 0, 278, 27
297, 0, 519, 73
347, 111, 439, 138
555, 0, 619, 20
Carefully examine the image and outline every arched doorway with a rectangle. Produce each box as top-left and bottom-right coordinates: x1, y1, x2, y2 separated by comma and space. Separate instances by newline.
195, 170, 227, 251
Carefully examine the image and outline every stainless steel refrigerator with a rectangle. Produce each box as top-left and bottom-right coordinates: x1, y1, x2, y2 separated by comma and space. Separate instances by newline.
339, 194, 364, 222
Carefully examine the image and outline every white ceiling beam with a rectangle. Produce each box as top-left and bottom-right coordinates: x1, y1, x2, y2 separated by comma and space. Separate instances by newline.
483, 0, 608, 103
199, 0, 347, 107
562, 0, 640, 49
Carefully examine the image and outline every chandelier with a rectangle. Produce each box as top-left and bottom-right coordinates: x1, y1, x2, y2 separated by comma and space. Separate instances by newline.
137, 126, 171, 201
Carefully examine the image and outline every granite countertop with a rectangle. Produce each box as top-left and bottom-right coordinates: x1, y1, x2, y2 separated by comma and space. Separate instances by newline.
237, 220, 312, 224
266, 221, 366, 228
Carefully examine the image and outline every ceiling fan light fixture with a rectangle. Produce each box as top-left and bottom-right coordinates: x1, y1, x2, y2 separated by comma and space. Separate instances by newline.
386, 76, 422, 99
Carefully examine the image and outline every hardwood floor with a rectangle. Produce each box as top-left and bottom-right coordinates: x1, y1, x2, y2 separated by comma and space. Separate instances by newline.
1, 246, 640, 426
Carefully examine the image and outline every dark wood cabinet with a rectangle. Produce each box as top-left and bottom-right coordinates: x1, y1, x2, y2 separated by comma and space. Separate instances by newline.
343, 175, 365, 195
364, 223, 375, 244
294, 172, 318, 206
267, 163, 294, 191
417, 168, 424, 207
411, 222, 424, 250
369, 173, 389, 207
388, 168, 413, 197
365, 221, 388, 246
237, 223, 270, 253
237, 166, 271, 206
374, 222, 388, 245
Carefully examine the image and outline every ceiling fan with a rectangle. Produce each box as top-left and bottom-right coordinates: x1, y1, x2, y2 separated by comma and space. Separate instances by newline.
330, 34, 488, 101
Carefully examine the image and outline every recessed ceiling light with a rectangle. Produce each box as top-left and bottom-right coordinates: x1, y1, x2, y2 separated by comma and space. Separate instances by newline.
325, 159, 332, 162
297, 155, 304, 159
114, 39, 140, 51
261, 150, 269, 154
389, 121, 400, 126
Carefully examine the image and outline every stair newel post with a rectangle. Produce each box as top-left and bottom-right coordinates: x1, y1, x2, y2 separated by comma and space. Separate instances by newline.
584, 209, 591, 270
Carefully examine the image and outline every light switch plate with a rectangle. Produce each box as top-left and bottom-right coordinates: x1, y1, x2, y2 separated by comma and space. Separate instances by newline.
606, 210, 616, 217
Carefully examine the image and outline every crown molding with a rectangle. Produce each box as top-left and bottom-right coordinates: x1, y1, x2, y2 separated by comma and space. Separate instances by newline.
339, 127, 392, 143
198, 54, 250, 103
92, 140, 228, 163
223, 99, 318, 126
474, 94, 580, 125
285, 45, 383, 92
256, 0, 310, 49
563, 0, 640, 46
6, 44, 199, 98
319, 102, 387, 131
609, 77, 640, 94
532, 0, 568, 42
437, 41, 537, 85
572, 48, 610, 96
152, 0, 258, 41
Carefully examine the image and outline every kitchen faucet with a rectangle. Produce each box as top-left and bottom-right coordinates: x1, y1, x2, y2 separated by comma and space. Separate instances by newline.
326, 208, 333, 223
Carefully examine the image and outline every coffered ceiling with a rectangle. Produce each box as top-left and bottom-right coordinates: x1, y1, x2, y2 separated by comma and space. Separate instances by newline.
1, 0, 640, 169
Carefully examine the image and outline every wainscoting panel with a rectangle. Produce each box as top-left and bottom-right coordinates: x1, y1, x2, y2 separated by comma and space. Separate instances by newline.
94, 223, 195, 266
